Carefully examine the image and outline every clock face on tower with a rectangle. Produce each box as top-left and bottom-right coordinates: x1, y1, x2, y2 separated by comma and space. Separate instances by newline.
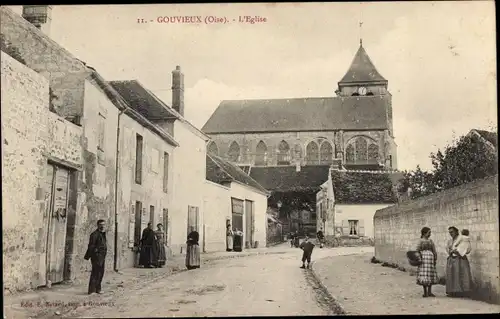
358, 87, 367, 95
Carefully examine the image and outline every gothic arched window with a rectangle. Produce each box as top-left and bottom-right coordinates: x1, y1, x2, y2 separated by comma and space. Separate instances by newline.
306, 141, 319, 165
368, 144, 379, 163
345, 144, 355, 163
228, 141, 240, 162
207, 141, 219, 156
354, 137, 368, 161
277, 140, 291, 165
319, 141, 333, 164
255, 141, 267, 166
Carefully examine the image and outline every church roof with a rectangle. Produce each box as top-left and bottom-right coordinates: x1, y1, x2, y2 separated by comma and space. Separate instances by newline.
202, 96, 389, 134
331, 169, 399, 204
471, 129, 497, 149
206, 154, 269, 194
339, 43, 387, 85
249, 165, 331, 193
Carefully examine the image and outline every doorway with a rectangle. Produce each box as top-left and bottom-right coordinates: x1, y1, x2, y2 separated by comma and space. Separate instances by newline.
39, 164, 71, 286
245, 200, 254, 248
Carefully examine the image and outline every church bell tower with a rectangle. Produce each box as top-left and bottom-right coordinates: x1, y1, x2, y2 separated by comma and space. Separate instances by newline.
336, 40, 388, 97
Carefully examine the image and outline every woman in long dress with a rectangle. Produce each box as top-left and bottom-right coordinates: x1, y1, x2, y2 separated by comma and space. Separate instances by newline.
154, 223, 167, 268
139, 222, 158, 268
226, 224, 234, 252
446, 226, 473, 297
186, 226, 201, 270
415, 227, 439, 297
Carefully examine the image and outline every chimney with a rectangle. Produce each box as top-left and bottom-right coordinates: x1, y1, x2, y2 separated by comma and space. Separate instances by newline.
22, 5, 52, 36
171, 65, 184, 116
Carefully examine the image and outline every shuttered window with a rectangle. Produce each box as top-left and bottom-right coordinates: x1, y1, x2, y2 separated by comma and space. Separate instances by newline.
135, 134, 143, 184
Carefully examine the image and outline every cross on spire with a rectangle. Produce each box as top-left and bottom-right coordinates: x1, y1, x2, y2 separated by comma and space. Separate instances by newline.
359, 21, 363, 46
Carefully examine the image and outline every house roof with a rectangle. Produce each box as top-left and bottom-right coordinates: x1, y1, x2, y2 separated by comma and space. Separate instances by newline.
249, 165, 331, 193
339, 43, 387, 85
109, 80, 178, 120
202, 96, 389, 134
206, 154, 269, 194
110, 80, 210, 141
473, 129, 497, 149
331, 169, 399, 204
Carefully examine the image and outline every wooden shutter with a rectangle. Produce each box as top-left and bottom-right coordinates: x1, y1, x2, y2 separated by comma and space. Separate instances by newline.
358, 219, 365, 236
163, 208, 169, 245
128, 204, 135, 248
341, 219, 349, 236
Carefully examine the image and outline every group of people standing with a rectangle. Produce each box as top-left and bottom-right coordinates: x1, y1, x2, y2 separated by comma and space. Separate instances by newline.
411, 226, 473, 298
138, 222, 167, 268
226, 224, 243, 252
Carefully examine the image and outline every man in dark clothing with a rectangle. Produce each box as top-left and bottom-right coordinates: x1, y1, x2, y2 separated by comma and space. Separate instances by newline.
139, 222, 158, 268
84, 219, 107, 295
299, 236, 315, 269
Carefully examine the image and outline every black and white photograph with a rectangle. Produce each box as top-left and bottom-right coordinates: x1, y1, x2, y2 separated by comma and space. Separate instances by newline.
1, 2, 498, 317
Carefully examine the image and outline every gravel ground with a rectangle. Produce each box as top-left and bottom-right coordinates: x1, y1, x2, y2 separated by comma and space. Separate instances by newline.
60, 252, 331, 317
313, 253, 500, 315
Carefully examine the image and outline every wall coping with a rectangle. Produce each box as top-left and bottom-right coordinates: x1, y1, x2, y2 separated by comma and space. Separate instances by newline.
374, 174, 499, 219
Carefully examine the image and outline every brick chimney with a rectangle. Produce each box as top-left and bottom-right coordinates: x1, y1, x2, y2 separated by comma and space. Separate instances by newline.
22, 5, 52, 36
171, 65, 184, 116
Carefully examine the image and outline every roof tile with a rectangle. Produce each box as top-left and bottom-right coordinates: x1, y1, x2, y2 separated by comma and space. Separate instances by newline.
249, 165, 330, 193
202, 96, 389, 134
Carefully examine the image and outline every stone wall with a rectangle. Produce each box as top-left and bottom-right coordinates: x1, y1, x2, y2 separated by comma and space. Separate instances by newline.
1, 7, 89, 121
1, 51, 82, 291
374, 175, 499, 304
206, 129, 395, 168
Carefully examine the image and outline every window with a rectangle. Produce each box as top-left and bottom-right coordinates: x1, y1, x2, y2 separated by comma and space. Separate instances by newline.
348, 220, 359, 235
208, 141, 219, 155
163, 152, 169, 193
368, 144, 379, 162
255, 141, 267, 166
319, 141, 333, 164
135, 134, 143, 184
97, 113, 106, 165
228, 141, 240, 162
345, 137, 380, 164
305, 141, 319, 164
151, 148, 160, 173
354, 138, 368, 161
277, 140, 291, 165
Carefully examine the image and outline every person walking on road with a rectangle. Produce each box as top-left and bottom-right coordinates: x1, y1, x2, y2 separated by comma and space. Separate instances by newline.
299, 236, 315, 269
84, 219, 107, 295
415, 227, 439, 297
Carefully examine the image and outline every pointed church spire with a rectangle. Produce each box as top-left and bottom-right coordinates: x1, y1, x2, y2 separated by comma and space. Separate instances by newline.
338, 41, 387, 85
359, 22, 363, 47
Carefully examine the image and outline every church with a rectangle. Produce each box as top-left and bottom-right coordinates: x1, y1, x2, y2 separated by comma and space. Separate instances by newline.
201, 41, 399, 236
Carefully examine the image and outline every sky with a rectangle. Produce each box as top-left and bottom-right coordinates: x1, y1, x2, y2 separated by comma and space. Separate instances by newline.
7, 2, 497, 170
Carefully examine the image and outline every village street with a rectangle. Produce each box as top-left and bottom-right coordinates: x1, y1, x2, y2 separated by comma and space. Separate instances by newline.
51, 245, 371, 318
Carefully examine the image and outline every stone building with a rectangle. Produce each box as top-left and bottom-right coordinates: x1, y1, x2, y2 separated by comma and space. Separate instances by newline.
1, 6, 178, 289
202, 40, 398, 171
202, 40, 398, 233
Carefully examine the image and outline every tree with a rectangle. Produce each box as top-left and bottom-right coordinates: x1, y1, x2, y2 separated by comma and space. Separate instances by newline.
399, 131, 498, 200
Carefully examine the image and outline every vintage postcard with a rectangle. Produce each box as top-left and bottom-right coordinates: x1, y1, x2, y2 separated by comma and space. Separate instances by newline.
1, 2, 498, 318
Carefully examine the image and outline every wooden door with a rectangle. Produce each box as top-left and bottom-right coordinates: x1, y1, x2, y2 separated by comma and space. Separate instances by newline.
46, 166, 70, 284
245, 200, 254, 248
162, 208, 169, 246
134, 201, 142, 247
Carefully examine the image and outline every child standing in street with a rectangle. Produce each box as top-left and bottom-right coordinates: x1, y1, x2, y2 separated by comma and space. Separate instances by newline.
299, 236, 315, 269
